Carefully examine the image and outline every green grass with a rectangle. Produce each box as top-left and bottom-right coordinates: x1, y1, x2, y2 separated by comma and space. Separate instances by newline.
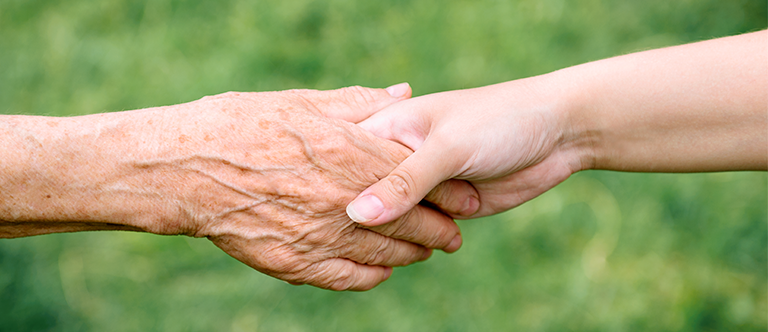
1, 0, 766, 331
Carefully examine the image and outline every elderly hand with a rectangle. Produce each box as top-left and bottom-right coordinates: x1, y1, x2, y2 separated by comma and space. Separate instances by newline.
0, 86, 464, 290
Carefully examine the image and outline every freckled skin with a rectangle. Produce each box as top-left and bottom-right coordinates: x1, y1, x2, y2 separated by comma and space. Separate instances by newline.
0, 88, 462, 291
119, 94, 414, 285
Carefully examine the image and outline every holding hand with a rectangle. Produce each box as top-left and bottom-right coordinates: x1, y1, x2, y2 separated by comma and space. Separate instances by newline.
345, 79, 586, 225
0, 86, 464, 290
346, 30, 767, 227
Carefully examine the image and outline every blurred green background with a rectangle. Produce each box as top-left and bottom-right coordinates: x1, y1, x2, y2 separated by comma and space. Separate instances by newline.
1, 0, 766, 331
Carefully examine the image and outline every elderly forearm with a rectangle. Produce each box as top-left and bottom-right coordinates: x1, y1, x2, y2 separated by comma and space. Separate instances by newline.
0, 113, 174, 237
0, 87, 463, 290
554, 30, 768, 172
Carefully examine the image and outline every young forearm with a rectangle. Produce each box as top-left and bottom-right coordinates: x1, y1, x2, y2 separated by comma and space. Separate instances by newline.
344, 31, 766, 224
556, 30, 767, 172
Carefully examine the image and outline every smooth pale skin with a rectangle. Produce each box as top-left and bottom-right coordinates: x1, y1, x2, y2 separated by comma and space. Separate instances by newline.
346, 30, 767, 225
0, 86, 464, 291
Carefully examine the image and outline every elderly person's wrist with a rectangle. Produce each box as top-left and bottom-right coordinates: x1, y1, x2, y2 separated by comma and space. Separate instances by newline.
0, 114, 158, 237
0, 85, 466, 290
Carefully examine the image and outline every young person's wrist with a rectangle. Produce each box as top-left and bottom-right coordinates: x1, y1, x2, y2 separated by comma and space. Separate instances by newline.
536, 68, 601, 174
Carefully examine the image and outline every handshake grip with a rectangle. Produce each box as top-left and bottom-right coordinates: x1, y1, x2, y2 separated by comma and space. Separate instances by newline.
119, 87, 463, 291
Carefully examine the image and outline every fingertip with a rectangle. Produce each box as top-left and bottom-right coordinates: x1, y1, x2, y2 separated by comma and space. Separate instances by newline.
443, 234, 463, 253
349, 265, 393, 291
420, 248, 434, 261
425, 180, 480, 218
346, 192, 410, 227
316, 84, 411, 123
382, 266, 393, 280
318, 259, 387, 291
460, 195, 480, 217
346, 195, 385, 225
385, 82, 411, 99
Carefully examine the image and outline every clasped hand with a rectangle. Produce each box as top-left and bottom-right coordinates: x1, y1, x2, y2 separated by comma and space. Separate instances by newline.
147, 87, 465, 290
0, 86, 463, 291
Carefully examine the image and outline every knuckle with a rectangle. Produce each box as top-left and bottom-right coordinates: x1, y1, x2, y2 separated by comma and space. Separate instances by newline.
367, 222, 396, 237
362, 239, 390, 265
287, 261, 330, 289
396, 210, 425, 242
432, 226, 455, 249
385, 172, 416, 202
265, 249, 305, 275
327, 267, 354, 291
412, 209, 457, 249
433, 215, 459, 247
424, 182, 453, 206
303, 229, 338, 247
279, 270, 308, 285
344, 85, 380, 107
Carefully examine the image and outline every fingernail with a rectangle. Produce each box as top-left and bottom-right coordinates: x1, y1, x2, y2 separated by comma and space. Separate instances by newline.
385, 82, 409, 98
459, 196, 480, 216
383, 267, 393, 280
346, 195, 384, 223
420, 249, 434, 261
445, 234, 463, 253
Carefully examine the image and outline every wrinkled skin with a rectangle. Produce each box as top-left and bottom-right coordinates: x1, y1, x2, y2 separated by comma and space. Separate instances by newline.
136, 90, 462, 290
0, 87, 462, 291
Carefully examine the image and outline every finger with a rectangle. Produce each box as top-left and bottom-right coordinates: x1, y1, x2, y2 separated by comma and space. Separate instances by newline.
366, 204, 463, 253
357, 98, 476, 222
338, 228, 433, 266
295, 83, 413, 123
357, 101, 431, 151
345, 137, 462, 227
306, 259, 393, 291
471, 155, 575, 217
424, 179, 480, 218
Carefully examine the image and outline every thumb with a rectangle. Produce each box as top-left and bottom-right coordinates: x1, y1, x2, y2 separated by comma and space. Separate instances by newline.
346, 138, 459, 226
298, 83, 412, 123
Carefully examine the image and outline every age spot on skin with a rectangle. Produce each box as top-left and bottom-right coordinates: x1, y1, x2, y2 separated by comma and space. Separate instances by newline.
277, 108, 293, 121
